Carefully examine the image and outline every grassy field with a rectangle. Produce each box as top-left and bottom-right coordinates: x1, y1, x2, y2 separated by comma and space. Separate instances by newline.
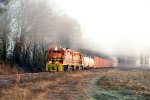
0, 64, 24, 75
0, 70, 98, 100
0, 68, 150, 100
86, 68, 150, 100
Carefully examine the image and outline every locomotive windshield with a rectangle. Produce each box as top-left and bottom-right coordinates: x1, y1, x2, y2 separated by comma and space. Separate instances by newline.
51, 50, 61, 53
47, 47, 63, 64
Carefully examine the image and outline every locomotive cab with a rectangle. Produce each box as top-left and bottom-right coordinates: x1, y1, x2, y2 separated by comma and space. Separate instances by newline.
46, 47, 64, 72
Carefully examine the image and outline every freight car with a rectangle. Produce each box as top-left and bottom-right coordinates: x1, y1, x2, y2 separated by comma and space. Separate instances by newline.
46, 47, 114, 72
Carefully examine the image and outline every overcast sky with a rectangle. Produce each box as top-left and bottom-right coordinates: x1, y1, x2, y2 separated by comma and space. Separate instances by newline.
54, 0, 150, 55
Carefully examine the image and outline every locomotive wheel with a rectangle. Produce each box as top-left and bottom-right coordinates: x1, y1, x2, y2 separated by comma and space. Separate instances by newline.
64, 65, 66, 71
71, 65, 74, 71
76, 66, 79, 70
69, 66, 72, 71
64, 65, 69, 71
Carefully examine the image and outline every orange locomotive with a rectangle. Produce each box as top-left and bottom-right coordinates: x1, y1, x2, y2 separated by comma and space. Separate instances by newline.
46, 47, 114, 72
46, 47, 82, 72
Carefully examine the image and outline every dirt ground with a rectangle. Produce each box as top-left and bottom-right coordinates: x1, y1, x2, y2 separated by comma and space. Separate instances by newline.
0, 68, 150, 100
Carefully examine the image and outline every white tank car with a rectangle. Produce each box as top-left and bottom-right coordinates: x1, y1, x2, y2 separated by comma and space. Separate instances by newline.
89, 58, 94, 67
82, 57, 94, 67
82, 57, 89, 67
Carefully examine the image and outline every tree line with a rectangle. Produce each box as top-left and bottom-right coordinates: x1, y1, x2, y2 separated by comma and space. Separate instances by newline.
0, 0, 82, 72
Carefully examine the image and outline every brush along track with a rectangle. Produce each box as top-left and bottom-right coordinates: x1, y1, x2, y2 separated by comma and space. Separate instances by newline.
0, 69, 100, 86
0, 68, 113, 86
0, 68, 113, 84
0, 72, 55, 85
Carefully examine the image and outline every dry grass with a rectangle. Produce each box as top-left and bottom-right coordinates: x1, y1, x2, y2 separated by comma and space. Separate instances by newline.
97, 69, 150, 95
0, 78, 56, 100
0, 64, 24, 75
0, 85, 31, 100
0, 70, 99, 100
1, 68, 150, 99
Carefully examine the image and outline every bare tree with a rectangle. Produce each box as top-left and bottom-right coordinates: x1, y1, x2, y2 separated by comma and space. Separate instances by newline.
0, 0, 12, 63
3, 0, 82, 71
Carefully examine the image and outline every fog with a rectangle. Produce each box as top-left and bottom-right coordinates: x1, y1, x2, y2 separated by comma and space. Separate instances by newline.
55, 0, 150, 57
9, 0, 150, 58
11, 0, 149, 57
52, 0, 150, 68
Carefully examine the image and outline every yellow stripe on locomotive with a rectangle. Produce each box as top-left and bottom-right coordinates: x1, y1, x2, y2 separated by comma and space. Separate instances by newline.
46, 61, 63, 72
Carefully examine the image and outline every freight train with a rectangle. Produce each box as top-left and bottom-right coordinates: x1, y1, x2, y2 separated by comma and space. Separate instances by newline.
46, 47, 116, 72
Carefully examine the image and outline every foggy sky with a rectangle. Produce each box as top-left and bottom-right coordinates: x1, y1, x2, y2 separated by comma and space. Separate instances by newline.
55, 0, 150, 56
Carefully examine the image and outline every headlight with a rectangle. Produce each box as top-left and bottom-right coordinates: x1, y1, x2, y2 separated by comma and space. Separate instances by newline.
55, 47, 58, 51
